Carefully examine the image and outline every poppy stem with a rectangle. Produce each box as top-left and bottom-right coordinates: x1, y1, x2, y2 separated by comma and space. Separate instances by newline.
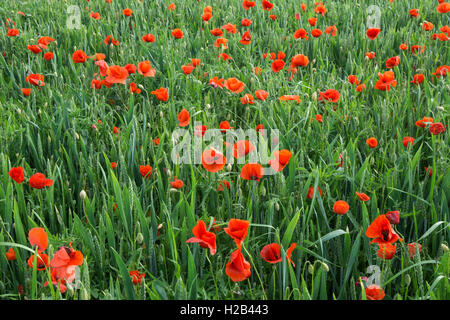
242, 245, 267, 300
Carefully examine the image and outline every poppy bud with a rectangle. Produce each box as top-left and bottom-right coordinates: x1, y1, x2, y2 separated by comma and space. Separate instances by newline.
170, 188, 178, 193
80, 190, 87, 200
227, 163, 232, 171
17, 108, 22, 114
308, 262, 314, 274
167, 169, 172, 176
404, 274, 411, 286
442, 244, 449, 252
321, 262, 329, 272
74, 132, 80, 140
136, 232, 144, 244
260, 186, 266, 196
160, 111, 164, 118
436, 106, 444, 111
312, 68, 317, 73
275, 202, 280, 211
311, 92, 318, 100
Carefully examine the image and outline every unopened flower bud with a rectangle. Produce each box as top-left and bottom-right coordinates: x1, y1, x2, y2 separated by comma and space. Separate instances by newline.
405, 274, 411, 286
136, 232, 144, 244
275, 202, 280, 211
322, 262, 329, 272
308, 262, 314, 274
79, 190, 87, 200
442, 244, 449, 252
227, 163, 232, 171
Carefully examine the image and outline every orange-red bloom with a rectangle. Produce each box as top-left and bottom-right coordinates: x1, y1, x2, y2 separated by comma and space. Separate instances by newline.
129, 270, 145, 285
28, 228, 48, 252
140, 165, 153, 178
366, 137, 378, 148
224, 78, 245, 93
178, 109, 190, 127
105, 65, 129, 84
225, 248, 251, 282
233, 140, 255, 159
72, 50, 88, 63
240, 31, 251, 45
240, 163, 264, 182
366, 214, 401, 245
268, 149, 292, 172
202, 148, 227, 173
333, 200, 349, 215
366, 28, 380, 40
365, 285, 385, 300
170, 176, 183, 189
374, 71, 397, 91
377, 243, 396, 260
356, 192, 370, 202
5, 248, 16, 261
9, 167, 24, 184
318, 89, 340, 103
29, 173, 53, 189
186, 220, 217, 255
224, 219, 250, 248
151, 87, 169, 101
172, 28, 184, 39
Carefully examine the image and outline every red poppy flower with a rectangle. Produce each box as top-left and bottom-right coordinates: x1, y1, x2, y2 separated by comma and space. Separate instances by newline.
366, 51, 376, 59
168, 3, 176, 11
194, 124, 207, 137
240, 31, 251, 45
325, 25, 338, 36
224, 78, 245, 93
374, 71, 397, 91
142, 34, 155, 43
311, 29, 322, 38
268, 149, 292, 172
104, 35, 119, 46
224, 219, 250, 248
129, 270, 145, 285
402, 137, 415, 147
27, 45, 42, 54
27, 253, 49, 271
386, 211, 400, 225
365, 285, 385, 300
411, 74, 424, 85
243, 0, 256, 10
262, 0, 274, 11
225, 248, 251, 282
409, 9, 418, 17
122, 8, 133, 16
140, 165, 153, 178
377, 243, 396, 260
333, 200, 349, 215
314, 3, 328, 16
255, 90, 269, 101
366, 28, 380, 40
240, 163, 264, 182
219, 121, 232, 133
437, 2, 450, 13
240, 94, 254, 105
279, 95, 301, 103
26, 74, 45, 87
105, 65, 129, 84
210, 28, 223, 37
407, 243, 422, 259
50, 242, 84, 285
28, 227, 48, 252
241, 18, 252, 26
218, 180, 231, 192
233, 140, 255, 159
172, 28, 184, 39
385, 56, 400, 69
5, 248, 16, 261
222, 23, 237, 34
89, 12, 101, 20
429, 122, 445, 135
138, 61, 156, 77
182, 64, 195, 75
366, 137, 378, 148
72, 50, 88, 63
356, 192, 370, 202
9, 167, 24, 184
432, 65, 449, 78
7, 28, 19, 37
348, 75, 361, 85
366, 214, 401, 244
29, 173, 53, 189
178, 109, 190, 127
399, 43, 408, 50
209, 77, 225, 88
43, 52, 54, 61
202, 148, 227, 173
356, 84, 366, 92
130, 82, 141, 94
170, 176, 183, 189
293, 28, 309, 40
422, 21, 434, 31
151, 88, 169, 101
260, 243, 282, 263
318, 89, 340, 103
191, 59, 201, 67
271, 59, 285, 72
186, 220, 217, 255
307, 186, 323, 199
21, 88, 32, 96
111, 162, 117, 169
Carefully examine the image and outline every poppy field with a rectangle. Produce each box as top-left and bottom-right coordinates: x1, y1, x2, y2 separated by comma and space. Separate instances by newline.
0, 0, 449, 301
